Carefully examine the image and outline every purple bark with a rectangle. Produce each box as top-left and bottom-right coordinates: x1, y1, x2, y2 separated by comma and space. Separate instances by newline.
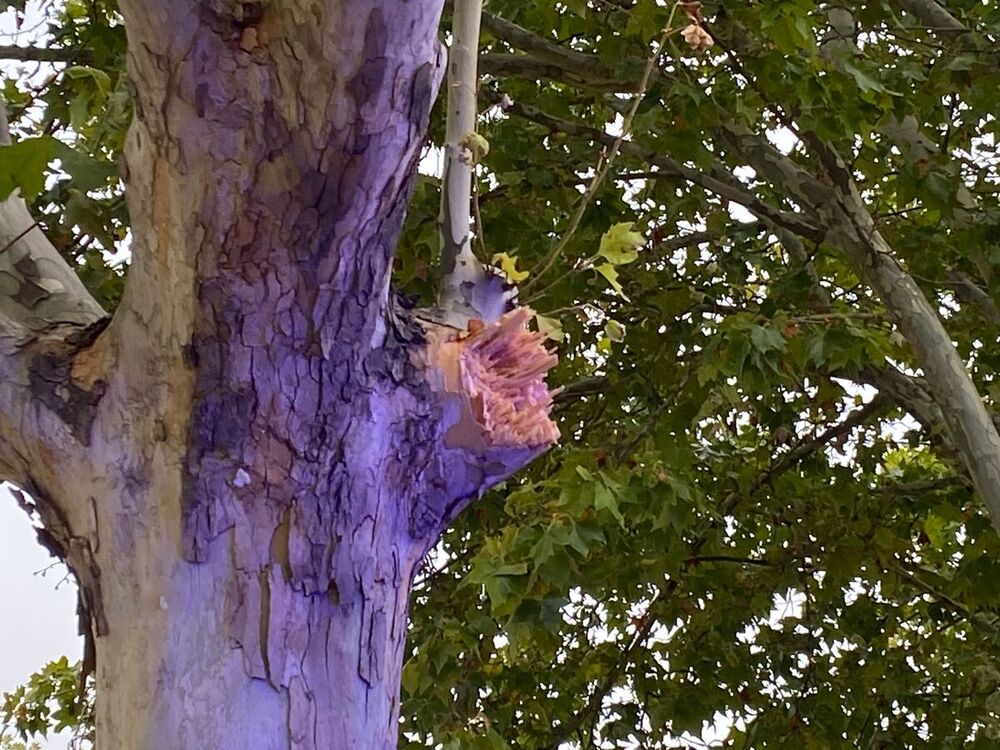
0, 1, 557, 747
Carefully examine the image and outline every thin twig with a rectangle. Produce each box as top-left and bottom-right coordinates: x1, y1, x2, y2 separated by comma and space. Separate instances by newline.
471, 171, 488, 260
523, 6, 682, 292
0, 221, 40, 255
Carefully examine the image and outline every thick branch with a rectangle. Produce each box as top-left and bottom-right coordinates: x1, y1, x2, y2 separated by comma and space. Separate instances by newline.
0, 45, 87, 63
0, 103, 107, 499
894, 0, 972, 37
480, 52, 633, 92
0, 105, 105, 329
801, 137, 1000, 530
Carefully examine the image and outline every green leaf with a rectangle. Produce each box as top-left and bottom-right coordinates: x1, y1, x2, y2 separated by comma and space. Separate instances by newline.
605, 319, 625, 342
65, 65, 112, 96
0, 137, 59, 201
595, 263, 630, 301
594, 474, 625, 527
55, 144, 117, 191
535, 314, 564, 342
750, 325, 786, 354
598, 222, 643, 265
842, 61, 886, 94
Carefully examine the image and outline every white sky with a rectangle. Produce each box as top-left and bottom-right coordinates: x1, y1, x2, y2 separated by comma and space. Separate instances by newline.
0, 486, 80, 750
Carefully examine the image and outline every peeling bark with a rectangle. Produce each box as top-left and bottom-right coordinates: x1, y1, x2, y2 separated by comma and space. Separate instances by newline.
0, 1, 559, 747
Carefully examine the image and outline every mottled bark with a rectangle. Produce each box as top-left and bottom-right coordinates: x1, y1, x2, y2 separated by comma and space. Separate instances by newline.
0, 1, 559, 748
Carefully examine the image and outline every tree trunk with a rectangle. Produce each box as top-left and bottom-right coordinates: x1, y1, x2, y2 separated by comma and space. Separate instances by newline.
0, 1, 558, 747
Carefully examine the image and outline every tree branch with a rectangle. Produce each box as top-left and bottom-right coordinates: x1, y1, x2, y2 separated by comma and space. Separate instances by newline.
799, 135, 1000, 532
0, 103, 111, 650
436, 0, 509, 325
0, 45, 89, 64
893, 0, 972, 38
492, 93, 823, 241
0, 104, 105, 329
480, 10, 620, 81
480, 52, 633, 92
948, 269, 1000, 327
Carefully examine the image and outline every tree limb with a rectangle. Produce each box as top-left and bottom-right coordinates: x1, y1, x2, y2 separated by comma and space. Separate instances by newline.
437, 0, 509, 325
893, 0, 972, 38
480, 52, 632, 92
0, 45, 88, 64
948, 269, 1000, 327
0, 104, 105, 329
480, 9, 620, 81
800, 135, 1000, 532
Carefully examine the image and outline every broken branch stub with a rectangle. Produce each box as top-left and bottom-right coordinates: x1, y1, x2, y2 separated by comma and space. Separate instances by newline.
420, 306, 560, 451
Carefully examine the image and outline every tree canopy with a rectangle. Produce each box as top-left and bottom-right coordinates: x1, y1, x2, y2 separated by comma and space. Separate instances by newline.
3, 0, 1000, 747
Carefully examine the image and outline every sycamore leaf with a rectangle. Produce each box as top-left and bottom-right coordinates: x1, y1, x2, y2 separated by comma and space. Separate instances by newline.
598, 222, 643, 265
0, 136, 59, 201
491, 252, 529, 283
596, 263, 630, 301
535, 314, 564, 342
55, 143, 117, 191
65, 65, 112, 96
594, 476, 625, 527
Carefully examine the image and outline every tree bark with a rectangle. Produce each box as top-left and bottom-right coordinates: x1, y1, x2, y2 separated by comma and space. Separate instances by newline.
0, 1, 559, 747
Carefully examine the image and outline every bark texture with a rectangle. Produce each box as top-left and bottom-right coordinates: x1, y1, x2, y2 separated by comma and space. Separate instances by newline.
0, 1, 557, 748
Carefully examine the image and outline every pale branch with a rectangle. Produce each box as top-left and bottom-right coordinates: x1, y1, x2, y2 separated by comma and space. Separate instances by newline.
437, 0, 508, 325
801, 135, 1000, 532
0, 103, 105, 329
893, 0, 972, 38
654, 35, 1000, 532
0, 100, 109, 591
